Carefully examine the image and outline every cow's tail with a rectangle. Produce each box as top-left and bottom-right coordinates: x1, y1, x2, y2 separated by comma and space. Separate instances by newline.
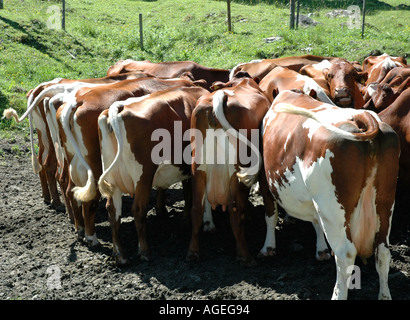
273, 103, 380, 141
2, 84, 69, 174
212, 90, 261, 188
61, 101, 97, 203
97, 101, 124, 198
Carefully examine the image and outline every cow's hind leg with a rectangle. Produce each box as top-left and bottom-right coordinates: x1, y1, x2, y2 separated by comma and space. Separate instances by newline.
375, 242, 392, 300
229, 179, 256, 267
66, 176, 84, 241
332, 249, 357, 300
82, 199, 100, 247
312, 222, 331, 261
312, 198, 357, 299
132, 179, 152, 261
187, 170, 206, 262
106, 188, 128, 266
44, 150, 64, 211
38, 167, 51, 205
258, 172, 278, 258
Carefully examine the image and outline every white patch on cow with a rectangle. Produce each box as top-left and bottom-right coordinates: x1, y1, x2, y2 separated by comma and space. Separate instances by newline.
108, 121, 143, 195
260, 212, 278, 256
152, 162, 189, 189
368, 56, 399, 81
284, 132, 292, 152
296, 74, 336, 105
84, 233, 99, 247
262, 107, 277, 137
197, 126, 237, 207
375, 242, 392, 300
98, 95, 155, 198
31, 107, 49, 165
203, 198, 216, 232
271, 149, 355, 261
366, 82, 378, 97
229, 59, 262, 79
44, 93, 66, 174
273, 157, 319, 223
222, 89, 235, 96
312, 59, 332, 71
349, 166, 379, 256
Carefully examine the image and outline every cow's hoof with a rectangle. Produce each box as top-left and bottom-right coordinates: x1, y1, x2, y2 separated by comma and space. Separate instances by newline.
84, 234, 100, 247
54, 204, 66, 213
186, 251, 200, 262
257, 247, 276, 259
316, 249, 331, 261
203, 222, 216, 233
76, 228, 85, 241
237, 256, 257, 267
115, 255, 129, 267
139, 250, 152, 262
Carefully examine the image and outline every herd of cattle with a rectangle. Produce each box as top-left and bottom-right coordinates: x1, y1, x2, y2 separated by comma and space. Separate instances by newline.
3, 53, 410, 300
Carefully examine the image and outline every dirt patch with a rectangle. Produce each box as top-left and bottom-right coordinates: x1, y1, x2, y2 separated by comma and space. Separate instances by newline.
0, 132, 409, 301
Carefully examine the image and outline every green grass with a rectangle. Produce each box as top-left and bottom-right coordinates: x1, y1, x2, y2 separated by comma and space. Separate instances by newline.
0, 0, 409, 130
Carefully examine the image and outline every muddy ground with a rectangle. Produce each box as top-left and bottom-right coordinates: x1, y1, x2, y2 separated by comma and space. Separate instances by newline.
0, 131, 409, 303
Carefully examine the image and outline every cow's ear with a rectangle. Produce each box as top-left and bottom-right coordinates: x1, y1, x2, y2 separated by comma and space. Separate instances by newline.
180, 71, 195, 81
193, 79, 208, 89
308, 89, 317, 99
322, 68, 329, 79
356, 71, 368, 84
210, 81, 225, 91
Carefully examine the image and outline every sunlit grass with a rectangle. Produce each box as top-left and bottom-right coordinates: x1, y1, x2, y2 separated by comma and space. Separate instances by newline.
0, 0, 409, 129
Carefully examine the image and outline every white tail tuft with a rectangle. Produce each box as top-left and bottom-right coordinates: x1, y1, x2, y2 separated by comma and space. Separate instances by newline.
2, 108, 20, 122
72, 169, 98, 202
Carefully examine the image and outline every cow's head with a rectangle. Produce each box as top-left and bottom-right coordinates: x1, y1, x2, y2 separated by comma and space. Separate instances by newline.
210, 71, 259, 91
366, 77, 410, 112
323, 59, 367, 108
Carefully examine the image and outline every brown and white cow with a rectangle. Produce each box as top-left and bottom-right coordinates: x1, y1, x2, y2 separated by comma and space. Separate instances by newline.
258, 65, 335, 105
363, 77, 410, 112
2, 72, 150, 217
321, 58, 367, 108
106, 59, 229, 91
259, 90, 399, 299
186, 75, 271, 266
47, 76, 206, 246
229, 55, 340, 80
362, 53, 407, 85
97, 86, 209, 265
378, 87, 410, 186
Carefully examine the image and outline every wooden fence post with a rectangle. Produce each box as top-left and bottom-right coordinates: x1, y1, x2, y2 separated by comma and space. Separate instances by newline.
227, 0, 232, 32
139, 13, 144, 49
290, 0, 296, 29
296, 0, 300, 29
62, 0, 66, 30
0, 0, 4, 9
362, 0, 366, 38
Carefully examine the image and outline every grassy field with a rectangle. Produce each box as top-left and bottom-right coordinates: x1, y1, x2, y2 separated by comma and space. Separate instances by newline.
0, 0, 409, 131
